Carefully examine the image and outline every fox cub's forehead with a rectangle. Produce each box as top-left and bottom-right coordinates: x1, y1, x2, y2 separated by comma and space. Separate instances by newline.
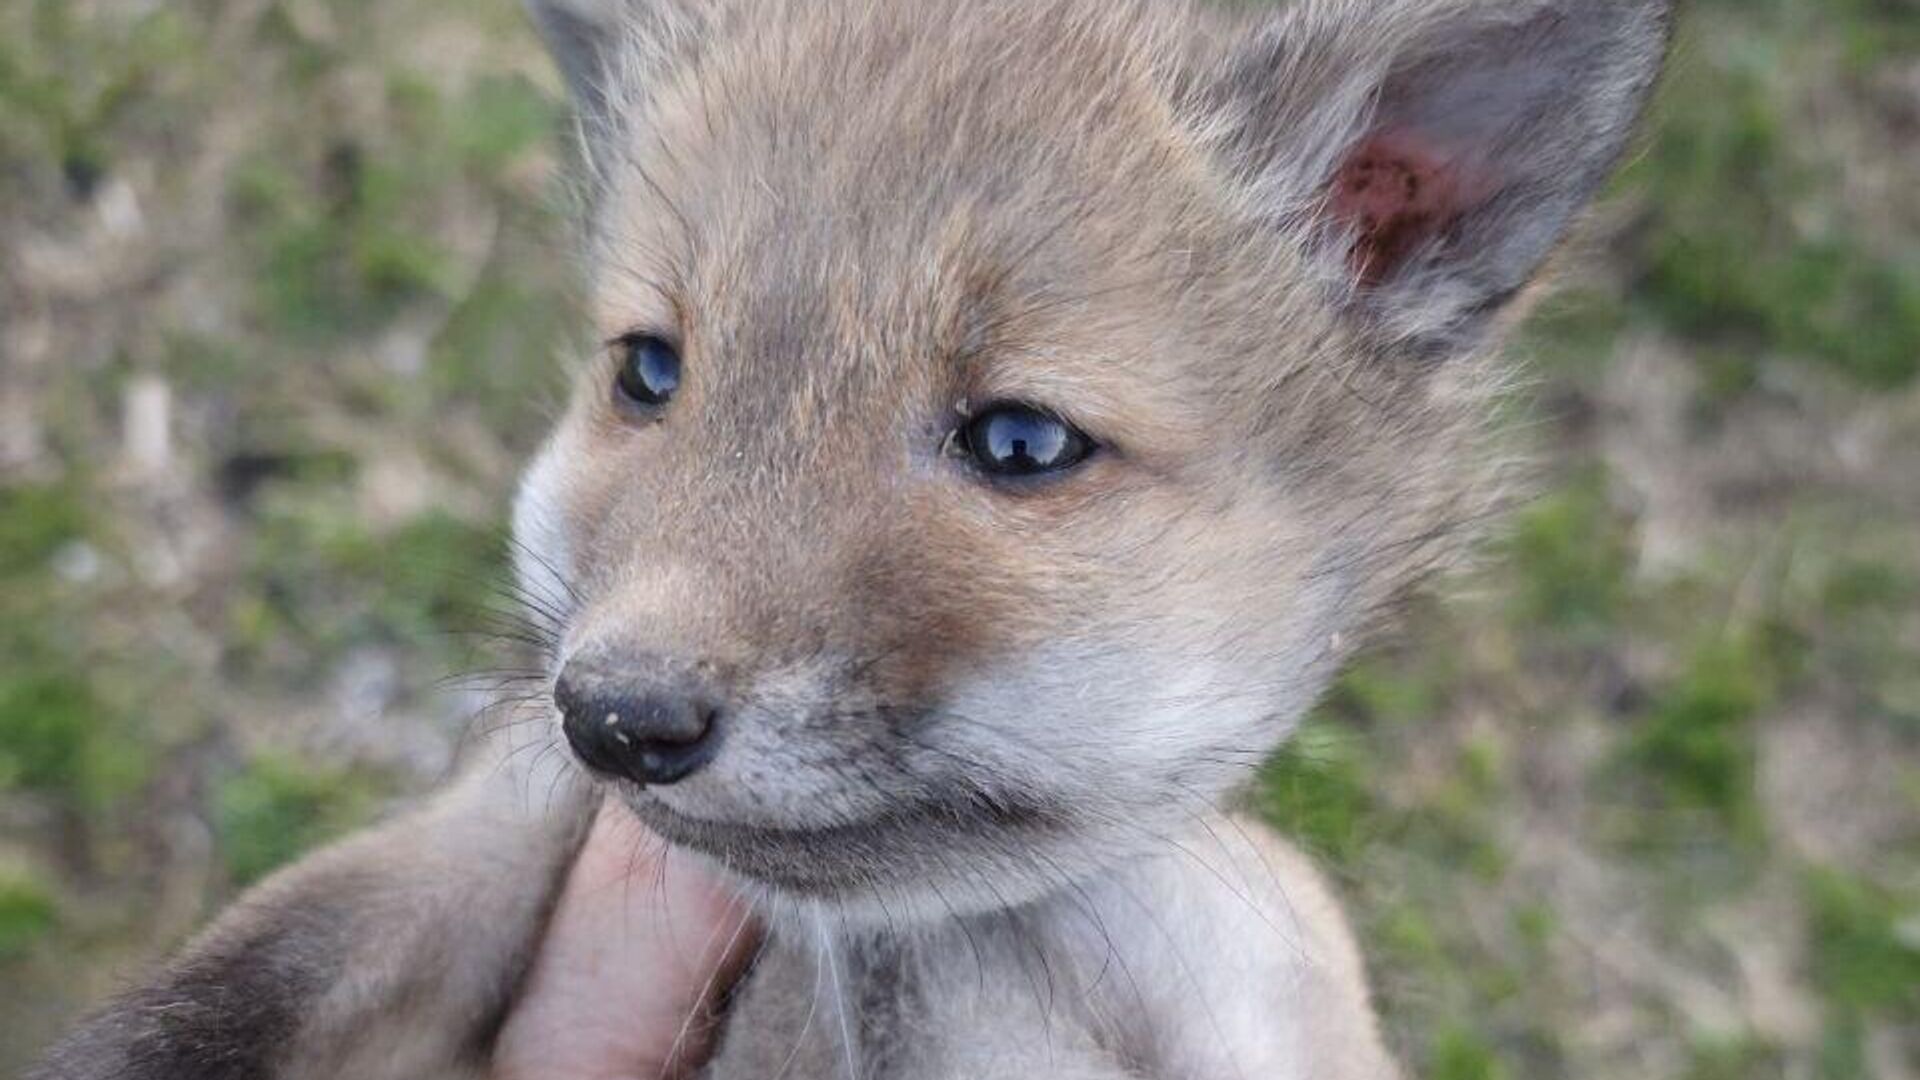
576, 12, 1225, 422
588, 1, 1213, 300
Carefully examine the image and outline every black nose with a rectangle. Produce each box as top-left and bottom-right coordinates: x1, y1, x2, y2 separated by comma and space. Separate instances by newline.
554, 656, 724, 786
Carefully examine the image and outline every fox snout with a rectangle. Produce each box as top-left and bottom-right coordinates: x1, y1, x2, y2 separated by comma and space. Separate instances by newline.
555, 651, 727, 787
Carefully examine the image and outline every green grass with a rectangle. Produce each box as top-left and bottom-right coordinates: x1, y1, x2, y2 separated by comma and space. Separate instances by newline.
0, 2, 199, 194
1804, 869, 1920, 1021
1616, 633, 1774, 843
1623, 1, 1920, 391
0, 482, 147, 814
1682, 1036, 1784, 1080
228, 65, 557, 343
236, 149, 458, 339
1429, 1027, 1512, 1080
214, 755, 385, 887
0, 483, 89, 579
0, 867, 58, 961
230, 500, 511, 677
0, 664, 144, 812
1501, 474, 1634, 640
1258, 721, 1375, 866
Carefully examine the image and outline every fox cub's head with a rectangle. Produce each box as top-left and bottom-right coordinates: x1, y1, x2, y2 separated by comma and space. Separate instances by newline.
515, 0, 1670, 917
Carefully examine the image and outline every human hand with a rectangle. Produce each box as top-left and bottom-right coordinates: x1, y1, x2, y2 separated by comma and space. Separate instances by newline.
492, 801, 758, 1080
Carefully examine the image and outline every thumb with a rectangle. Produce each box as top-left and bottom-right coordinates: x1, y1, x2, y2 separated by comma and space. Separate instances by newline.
492, 800, 758, 1079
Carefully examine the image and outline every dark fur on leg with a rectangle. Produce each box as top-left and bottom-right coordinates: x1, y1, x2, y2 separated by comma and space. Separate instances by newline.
30, 745, 593, 1080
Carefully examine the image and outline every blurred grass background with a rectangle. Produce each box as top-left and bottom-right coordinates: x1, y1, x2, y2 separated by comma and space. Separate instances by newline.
1, 0, 1917, 1076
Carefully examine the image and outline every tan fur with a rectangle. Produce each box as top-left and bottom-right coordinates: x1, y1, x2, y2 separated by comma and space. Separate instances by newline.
36, 3, 1670, 1078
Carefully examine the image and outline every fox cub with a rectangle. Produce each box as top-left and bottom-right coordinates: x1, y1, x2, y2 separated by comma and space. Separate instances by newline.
35, 1, 1671, 1077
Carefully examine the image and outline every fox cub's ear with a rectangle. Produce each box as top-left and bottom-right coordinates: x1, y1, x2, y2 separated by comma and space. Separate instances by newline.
525, 0, 627, 121
1216, 0, 1673, 355
524, 0, 706, 148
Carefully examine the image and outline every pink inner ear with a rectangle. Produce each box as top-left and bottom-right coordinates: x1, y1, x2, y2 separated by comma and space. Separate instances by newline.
1328, 131, 1477, 287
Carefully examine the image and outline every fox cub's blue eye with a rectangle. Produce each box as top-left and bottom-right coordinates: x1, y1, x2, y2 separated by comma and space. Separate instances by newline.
962, 404, 1094, 478
614, 334, 681, 409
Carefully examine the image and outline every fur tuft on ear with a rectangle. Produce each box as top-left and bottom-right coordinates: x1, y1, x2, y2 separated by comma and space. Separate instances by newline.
1215, 0, 1673, 355
525, 0, 629, 122
524, 0, 709, 167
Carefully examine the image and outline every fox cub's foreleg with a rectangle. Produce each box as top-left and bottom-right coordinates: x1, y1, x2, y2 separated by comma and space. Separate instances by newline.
30, 740, 593, 1080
